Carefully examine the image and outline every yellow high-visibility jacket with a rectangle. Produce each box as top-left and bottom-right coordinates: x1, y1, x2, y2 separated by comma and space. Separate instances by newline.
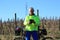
24, 15, 40, 31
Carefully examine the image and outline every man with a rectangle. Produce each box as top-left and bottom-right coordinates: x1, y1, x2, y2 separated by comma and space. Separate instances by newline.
24, 7, 40, 40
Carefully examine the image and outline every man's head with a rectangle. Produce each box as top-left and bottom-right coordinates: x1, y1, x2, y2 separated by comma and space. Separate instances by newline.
29, 7, 34, 15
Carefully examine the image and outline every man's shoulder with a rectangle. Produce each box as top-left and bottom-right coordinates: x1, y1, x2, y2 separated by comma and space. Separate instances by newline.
34, 15, 39, 17
25, 15, 29, 18
34, 15, 40, 19
26, 15, 29, 17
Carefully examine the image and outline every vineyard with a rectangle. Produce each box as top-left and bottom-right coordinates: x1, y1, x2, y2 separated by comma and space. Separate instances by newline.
0, 14, 60, 40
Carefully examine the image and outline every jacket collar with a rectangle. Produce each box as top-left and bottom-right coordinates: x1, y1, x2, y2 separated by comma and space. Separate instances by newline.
29, 13, 35, 16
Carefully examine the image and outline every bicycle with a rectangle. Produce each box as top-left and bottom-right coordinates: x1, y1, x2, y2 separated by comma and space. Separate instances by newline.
14, 26, 54, 40
38, 28, 54, 40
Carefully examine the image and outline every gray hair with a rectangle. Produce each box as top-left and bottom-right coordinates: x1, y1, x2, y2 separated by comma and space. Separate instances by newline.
29, 7, 34, 12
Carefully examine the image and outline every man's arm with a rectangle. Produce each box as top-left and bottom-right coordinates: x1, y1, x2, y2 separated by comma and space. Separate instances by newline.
35, 16, 40, 26
24, 16, 29, 26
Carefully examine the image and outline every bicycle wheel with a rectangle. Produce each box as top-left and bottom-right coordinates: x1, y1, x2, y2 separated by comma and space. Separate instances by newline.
14, 36, 25, 40
14, 37, 21, 40
42, 37, 54, 40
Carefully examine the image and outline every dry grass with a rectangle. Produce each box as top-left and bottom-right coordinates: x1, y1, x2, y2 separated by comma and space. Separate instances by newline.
0, 18, 60, 40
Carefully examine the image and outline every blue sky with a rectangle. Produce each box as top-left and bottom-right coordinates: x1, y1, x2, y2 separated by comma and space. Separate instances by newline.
0, 0, 60, 21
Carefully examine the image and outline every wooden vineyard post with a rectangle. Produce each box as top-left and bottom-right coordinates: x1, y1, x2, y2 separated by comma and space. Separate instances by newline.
42, 17, 45, 29
7, 18, 11, 34
15, 13, 17, 28
37, 9, 40, 30
37, 9, 39, 17
55, 17, 57, 30
59, 17, 60, 30
45, 17, 48, 29
0, 19, 3, 34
